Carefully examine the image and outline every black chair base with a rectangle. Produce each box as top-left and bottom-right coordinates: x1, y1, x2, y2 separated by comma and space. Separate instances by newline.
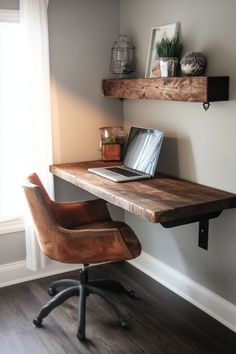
33, 265, 135, 341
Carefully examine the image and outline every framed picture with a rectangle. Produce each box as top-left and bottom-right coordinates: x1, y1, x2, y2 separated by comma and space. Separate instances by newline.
145, 22, 179, 78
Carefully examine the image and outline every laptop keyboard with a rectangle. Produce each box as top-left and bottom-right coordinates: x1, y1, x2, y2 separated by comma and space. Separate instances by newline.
107, 167, 141, 177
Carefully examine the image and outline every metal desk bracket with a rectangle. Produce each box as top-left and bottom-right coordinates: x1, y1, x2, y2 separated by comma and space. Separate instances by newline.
161, 211, 222, 250
198, 219, 209, 249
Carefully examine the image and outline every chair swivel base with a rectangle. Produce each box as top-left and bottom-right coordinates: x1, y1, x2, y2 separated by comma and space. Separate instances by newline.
33, 265, 135, 341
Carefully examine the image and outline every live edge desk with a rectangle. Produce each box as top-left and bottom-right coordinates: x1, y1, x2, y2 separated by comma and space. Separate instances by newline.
50, 160, 236, 250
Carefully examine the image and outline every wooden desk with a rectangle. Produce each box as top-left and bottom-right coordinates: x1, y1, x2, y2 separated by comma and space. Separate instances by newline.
50, 160, 236, 249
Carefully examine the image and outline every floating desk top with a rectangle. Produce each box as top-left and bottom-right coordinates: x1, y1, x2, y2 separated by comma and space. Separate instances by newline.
50, 160, 236, 225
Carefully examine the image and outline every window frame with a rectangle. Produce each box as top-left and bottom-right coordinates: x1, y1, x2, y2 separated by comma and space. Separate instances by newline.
0, 9, 19, 23
0, 216, 25, 235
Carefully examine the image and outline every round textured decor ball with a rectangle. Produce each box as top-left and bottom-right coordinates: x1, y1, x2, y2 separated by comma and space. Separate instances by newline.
180, 52, 207, 76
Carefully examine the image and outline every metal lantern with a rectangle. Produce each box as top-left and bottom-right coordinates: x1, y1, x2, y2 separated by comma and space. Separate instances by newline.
110, 35, 135, 77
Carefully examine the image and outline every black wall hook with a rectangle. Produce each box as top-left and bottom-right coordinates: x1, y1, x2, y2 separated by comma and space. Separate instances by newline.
203, 102, 210, 111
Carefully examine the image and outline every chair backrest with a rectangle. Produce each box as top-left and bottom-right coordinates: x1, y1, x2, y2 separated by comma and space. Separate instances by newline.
27, 173, 52, 205
23, 173, 142, 265
23, 174, 58, 259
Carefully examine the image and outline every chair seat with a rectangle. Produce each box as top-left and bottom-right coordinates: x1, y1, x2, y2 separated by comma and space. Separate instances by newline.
72, 220, 141, 263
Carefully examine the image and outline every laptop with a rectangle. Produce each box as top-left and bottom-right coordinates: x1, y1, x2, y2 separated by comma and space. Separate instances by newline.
88, 126, 164, 182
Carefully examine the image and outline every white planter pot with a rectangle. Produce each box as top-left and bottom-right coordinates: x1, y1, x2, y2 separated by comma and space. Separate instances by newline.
160, 57, 179, 77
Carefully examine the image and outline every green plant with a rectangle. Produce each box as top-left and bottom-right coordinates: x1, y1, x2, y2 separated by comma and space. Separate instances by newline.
102, 135, 117, 144
156, 37, 183, 58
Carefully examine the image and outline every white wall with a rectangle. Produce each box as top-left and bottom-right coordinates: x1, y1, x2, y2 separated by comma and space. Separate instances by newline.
48, 0, 123, 163
121, 0, 236, 305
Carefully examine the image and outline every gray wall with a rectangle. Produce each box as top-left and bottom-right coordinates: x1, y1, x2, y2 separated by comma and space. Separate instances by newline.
0, 0, 18, 9
121, 0, 236, 304
0, 232, 25, 264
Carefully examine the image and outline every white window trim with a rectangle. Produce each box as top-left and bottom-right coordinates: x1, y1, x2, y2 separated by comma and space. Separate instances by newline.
0, 9, 19, 23
0, 217, 25, 235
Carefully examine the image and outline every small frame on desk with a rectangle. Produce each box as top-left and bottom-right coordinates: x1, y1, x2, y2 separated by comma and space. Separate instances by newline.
145, 22, 179, 78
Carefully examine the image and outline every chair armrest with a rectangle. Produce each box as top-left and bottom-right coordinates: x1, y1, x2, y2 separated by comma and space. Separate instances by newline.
50, 199, 111, 228
51, 224, 135, 264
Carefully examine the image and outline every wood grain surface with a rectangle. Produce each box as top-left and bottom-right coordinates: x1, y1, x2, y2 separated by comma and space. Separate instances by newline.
102, 77, 229, 102
1, 262, 236, 353
50, 161, 236, 223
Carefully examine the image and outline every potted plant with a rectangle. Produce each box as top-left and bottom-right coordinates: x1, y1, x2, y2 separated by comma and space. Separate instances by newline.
100, 127, 124, 161
156, 37, 183, 77
102, 135, 121, 161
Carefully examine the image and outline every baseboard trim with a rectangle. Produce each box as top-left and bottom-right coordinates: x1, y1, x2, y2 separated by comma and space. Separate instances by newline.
0, 260, 80, 288
129, 252, 236, 333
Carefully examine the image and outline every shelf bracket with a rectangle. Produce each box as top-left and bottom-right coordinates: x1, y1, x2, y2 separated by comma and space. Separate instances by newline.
203, 101, 210, 111
198, 218, 209, 249
160, 211, 222, 250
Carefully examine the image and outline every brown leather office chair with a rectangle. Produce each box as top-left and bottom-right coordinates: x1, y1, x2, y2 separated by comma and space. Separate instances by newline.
23, 173, 141, 341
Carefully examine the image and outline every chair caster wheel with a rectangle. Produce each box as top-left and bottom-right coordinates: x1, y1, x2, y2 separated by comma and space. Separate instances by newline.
48, 287, 57, 296
33, 317, 42, 327
120, 319, 128, 328
128, 290, 135, 298
77, 332, 85, 341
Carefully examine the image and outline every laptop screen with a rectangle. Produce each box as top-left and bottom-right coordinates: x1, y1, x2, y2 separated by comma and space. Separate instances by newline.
123, 127, 164, 176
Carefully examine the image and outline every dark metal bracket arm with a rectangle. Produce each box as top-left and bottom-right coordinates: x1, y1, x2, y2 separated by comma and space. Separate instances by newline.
161, 211, 222, 250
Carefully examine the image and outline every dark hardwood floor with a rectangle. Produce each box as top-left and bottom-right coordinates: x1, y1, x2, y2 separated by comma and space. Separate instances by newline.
0, 262, 235, 354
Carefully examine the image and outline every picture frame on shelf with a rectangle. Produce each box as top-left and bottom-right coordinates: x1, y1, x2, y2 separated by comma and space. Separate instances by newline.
145, 22, 179, 78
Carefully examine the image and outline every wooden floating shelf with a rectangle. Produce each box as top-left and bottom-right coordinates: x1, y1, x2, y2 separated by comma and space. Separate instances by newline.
102, 76, 229, 104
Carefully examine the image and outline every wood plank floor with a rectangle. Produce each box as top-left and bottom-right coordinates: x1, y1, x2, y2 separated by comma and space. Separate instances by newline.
0, 262, 235, 354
